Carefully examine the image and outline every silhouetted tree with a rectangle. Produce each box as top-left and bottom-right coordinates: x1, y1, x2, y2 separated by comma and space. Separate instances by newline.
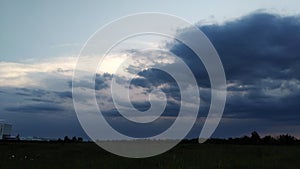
77, 137, 83, 142
251, 131, 261, 144
64, 136, 70, 142
240, 136, 251, 145
262, 135, 276, 145
72, 136, 77, 142
278, 134, 296, 145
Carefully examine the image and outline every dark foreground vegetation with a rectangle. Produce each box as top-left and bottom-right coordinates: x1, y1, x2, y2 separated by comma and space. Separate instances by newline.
0, 132, 299, 169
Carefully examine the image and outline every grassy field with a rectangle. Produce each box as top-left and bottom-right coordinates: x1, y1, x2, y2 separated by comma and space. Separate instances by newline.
0, 142, 299, 169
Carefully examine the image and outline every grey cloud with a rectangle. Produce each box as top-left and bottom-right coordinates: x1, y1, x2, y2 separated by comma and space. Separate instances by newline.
54, 91, 72, 99
70, 73, 113, 90
5, 103, 65, 114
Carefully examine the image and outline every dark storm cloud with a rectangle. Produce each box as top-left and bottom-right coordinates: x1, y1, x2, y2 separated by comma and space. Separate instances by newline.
130, 68, 181, 101
167, 12, 300, 124
127, 12, 300, 127
131, 69, 176, 87
169, 13, 300, 85
199, 13, 300, 84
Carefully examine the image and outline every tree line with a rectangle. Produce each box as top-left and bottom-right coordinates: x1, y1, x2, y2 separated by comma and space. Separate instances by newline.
57, 136, 84, 142
2, 131, 299, 145
181, 131, 300, 145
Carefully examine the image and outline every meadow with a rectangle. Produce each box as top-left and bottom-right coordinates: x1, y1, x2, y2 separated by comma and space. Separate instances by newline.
0, 141, 299, 169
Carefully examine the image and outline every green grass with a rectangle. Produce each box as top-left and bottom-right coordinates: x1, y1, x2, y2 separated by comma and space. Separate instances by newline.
0, 142, 299, 169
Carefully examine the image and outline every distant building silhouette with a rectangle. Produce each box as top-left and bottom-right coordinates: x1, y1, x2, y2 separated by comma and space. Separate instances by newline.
0, 120, 12, 140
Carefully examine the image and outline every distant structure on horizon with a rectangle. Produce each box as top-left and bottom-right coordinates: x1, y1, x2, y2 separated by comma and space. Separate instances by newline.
0, 120, 12, 140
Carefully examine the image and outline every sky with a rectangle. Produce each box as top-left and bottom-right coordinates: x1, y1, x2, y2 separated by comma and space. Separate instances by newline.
1, 0, 300, 140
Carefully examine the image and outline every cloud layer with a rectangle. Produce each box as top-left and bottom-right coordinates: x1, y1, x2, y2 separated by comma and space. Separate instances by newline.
1, 12, 300, 139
